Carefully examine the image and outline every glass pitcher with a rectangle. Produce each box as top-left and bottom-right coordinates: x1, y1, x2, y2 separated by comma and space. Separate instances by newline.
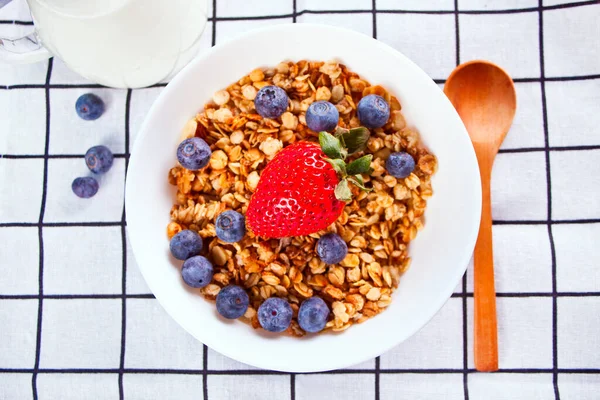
0, 0, 208, 88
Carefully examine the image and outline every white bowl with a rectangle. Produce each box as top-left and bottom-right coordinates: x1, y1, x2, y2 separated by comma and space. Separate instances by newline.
126, 23, 481, 373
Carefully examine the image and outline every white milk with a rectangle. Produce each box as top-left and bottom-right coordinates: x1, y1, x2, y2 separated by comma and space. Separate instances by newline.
28, 0, 207, 88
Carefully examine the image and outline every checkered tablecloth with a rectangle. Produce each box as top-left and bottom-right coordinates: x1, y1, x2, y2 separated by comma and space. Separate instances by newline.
1, 0, 600, 399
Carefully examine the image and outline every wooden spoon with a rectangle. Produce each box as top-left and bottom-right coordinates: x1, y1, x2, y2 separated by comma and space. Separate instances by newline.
444, 60, 516, 372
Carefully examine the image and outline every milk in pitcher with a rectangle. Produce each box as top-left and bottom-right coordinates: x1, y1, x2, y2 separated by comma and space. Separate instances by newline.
28, 0, 207, 88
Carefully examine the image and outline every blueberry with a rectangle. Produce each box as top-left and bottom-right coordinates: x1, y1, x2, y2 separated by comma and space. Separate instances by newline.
85, 145, 113, 174
177, 137, 211, 171
72, 177, 99, 198
298, 297, 329, 333
254, 85, 289, 119
170, 229, 203, 260
385, 152, 415, 179
357, 94, 390, 128
316, 233, 348, 264
181, 256, 213, 288
215, 210, 246, 243
75, 93, 105, 121
216, 285, 249, 319
305, 101, 339, 132
258, 297, 293, 333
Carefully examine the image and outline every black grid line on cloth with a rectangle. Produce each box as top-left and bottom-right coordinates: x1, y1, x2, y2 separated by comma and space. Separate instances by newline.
498, 145, 600, 153
453, 0, 470, 398
0, 83, 169, 90
290, 2, 298, 398
2, 74, 600, 91
0, 294, 156, 300
31, 57, 53, 400
372, 4, 381, 399
1, 367, 599, 375
289, 4, 298, 400
290, 1, 298, 398
455, 292, 600, 298
204, 2, 217, 399
2, 153, 129, 158
0, 219, 598, 229
492, 219, 600, 225
290, 373, 296, 400
2, 290, 600, 301
292, 0, 297, 23
4, 144, 600, 160
0, 20, 33, 24
118, 88, 132, 400
537, 2, 560, 398
203, 347, 208, 400
0, 221, 123, 227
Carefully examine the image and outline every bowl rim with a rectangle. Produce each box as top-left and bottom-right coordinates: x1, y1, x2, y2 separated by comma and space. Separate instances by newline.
126, 22, 481, 372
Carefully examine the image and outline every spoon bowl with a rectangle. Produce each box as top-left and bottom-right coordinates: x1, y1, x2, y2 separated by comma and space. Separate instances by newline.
445, 61, 516, 149
444, 60, 517, 372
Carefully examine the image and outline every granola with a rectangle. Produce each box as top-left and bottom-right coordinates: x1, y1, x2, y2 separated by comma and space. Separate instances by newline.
168, 60, 436, 336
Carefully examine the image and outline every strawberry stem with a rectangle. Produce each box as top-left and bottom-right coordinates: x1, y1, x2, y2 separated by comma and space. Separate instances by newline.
318, 131, 374, 202
335, 127, 370, 154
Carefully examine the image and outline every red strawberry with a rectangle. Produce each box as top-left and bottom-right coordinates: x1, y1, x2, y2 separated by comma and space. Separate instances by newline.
246, 141, 345, 238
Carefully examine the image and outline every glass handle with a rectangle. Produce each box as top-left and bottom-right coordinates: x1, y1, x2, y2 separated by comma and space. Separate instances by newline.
0, 3, 51, 64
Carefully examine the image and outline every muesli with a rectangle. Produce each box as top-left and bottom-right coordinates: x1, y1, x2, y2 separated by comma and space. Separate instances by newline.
167, 60, 437, 336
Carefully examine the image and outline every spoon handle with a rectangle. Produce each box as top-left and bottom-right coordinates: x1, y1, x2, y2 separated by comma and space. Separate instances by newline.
473, 156, 499, 372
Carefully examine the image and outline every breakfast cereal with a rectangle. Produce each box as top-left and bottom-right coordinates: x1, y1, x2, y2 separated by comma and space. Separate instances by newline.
167, 60, 436, 336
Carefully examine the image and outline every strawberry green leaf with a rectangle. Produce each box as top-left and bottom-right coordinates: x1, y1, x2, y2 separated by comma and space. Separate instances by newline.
342, 127, 370, 154
346, 154, 373, 175
319, 131, 343, 160
348, 175, 372, 192
335, 129, 347, 147
335, 126, 349, 136
334, 179, 352, 202
353, 174, 365, 185
325, 158, 347, 176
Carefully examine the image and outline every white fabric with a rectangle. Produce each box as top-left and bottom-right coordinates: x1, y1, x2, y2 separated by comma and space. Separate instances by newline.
1, 0, 599, 398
